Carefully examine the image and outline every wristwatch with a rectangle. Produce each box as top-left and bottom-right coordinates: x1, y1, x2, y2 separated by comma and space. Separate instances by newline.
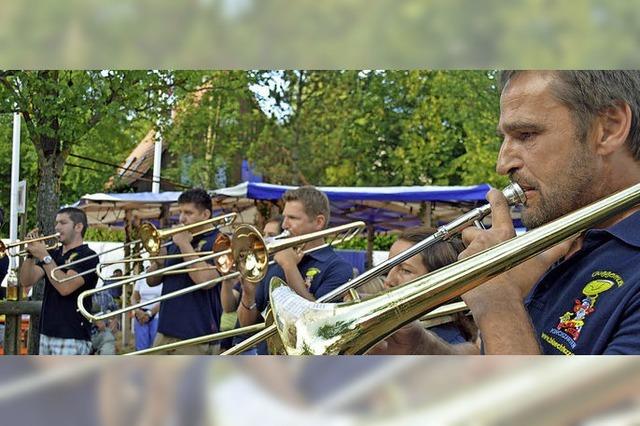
37, 255, 53, 267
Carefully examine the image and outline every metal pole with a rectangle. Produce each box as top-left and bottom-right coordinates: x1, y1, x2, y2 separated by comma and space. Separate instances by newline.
5, 113, 21, 354
152, 131, 162, 193
9, 113, 21, 269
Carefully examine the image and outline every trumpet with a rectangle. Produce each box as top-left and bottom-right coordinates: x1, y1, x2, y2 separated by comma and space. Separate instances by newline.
269, 181, 640, 354
77, 221, 366, 323
139, 213, 237, 255
0, 233, 60, 259
221, 183, 525, 355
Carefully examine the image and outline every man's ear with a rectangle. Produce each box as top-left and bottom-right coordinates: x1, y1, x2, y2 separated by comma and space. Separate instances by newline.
595, 101, 632, 156
316, 214, 326, 229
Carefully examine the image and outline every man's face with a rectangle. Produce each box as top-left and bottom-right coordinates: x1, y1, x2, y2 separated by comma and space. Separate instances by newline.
178, 202, 210, 226
497, 72, 600, 228
54, 213, 81, 244
281, 201, 324, 237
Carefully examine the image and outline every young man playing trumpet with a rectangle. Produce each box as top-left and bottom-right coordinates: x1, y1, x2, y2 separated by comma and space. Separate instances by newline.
237, 186, 353, 354
146, 188, 224, 355
20, 207, 98, 355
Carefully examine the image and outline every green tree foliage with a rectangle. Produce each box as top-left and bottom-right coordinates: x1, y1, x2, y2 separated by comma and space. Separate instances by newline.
248, 70, 508, 188
163, 71, 267, 189
0, 70, 173, 233
0, 69, 509, 238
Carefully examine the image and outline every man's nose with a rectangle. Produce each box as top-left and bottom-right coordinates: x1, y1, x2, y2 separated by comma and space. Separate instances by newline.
496, 138, 524, 176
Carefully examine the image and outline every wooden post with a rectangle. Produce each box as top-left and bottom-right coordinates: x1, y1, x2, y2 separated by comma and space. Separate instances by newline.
0, 301, 42, 315
366, 223, 375, 270
4, 312, 20, 355
5, 302, 44, 355
422, 201, 433, 227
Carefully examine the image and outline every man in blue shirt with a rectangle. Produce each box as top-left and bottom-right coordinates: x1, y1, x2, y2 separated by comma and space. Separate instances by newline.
237, 186, 353, 354
374, 71, 640, 355
147, 188, 224, 355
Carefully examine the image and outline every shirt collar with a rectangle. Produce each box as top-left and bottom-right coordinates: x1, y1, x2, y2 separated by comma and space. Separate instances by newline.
588, 210, 640, 248
305, 245, 334, 262
194, 229, 217, 242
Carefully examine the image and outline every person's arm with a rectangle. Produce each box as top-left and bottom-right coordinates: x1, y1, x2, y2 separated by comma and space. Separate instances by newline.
131, 287, 141, 306
237, 278, 261, 326
26, 241, 88, 296
273, 248, 314, 301
173, 231, 220, 290
368, 321, 480, 355
131, 288, 148, 324
221, 279, 240, 313
458, 189, 572, 354
18, 256, 45, 288
148, 301, 160, 317
146, 248, 167, 287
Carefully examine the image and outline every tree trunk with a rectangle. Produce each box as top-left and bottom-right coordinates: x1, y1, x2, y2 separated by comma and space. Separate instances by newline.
35, 153, 65, 234
29, 136, 66, 354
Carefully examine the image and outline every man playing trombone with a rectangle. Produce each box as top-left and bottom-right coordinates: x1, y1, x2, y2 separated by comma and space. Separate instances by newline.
19, 207, 98, 355
146, 188, 224, 355
237, 186, 353, 354
375, 71, 640, 355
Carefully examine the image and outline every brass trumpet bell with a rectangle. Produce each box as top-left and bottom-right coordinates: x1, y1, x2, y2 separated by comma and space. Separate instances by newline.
0, 233, 60, 258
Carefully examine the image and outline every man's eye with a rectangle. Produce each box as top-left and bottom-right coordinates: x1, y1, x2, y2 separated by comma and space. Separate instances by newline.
519, 132, 536, 141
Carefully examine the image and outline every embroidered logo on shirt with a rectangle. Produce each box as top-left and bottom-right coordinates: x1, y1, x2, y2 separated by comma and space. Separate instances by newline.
554, 271, 623, 344
66, 252, 79, 264
196, 239, 207, 252
304, 268, 321, 289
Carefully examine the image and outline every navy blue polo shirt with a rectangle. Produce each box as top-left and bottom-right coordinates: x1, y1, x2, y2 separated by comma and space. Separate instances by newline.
525, 210, 640, 355
157, 230, 224, 340
254, 245, 354, 313
250, 245, 353, 354
41, 244, 99, 341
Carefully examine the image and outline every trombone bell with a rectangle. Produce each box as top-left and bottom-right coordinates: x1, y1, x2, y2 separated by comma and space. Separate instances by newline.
139, 223, 161, 256
213, 233, 234, 274
231, 225, 269, 283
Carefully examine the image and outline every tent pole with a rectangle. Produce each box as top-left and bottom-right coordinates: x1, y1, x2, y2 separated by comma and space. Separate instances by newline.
366, 223, 374, 269
422, 201, 433, 227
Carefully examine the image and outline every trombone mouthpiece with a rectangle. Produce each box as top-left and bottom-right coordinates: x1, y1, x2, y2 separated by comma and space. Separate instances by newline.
503, 182, 527, 206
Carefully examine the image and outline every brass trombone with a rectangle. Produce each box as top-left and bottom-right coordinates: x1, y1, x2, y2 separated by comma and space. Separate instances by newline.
269, 181, 640, 354
124, 223, 364, 355
51, 212, 237, 284
0, 233, 60, 259
95, 233, 234, 281
221, 183, 526, 355
143, 183, 522, 355
77, 221, 366, 323
139, 212, 237, 255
